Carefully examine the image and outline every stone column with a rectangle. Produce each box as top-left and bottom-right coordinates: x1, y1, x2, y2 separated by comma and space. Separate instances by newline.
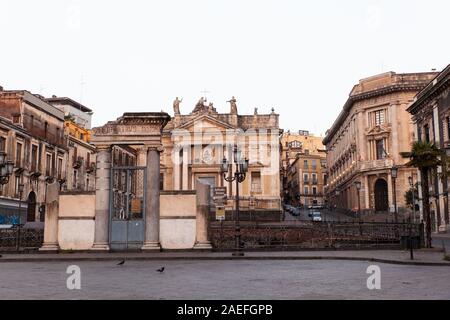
40, 182, 60, 252
136, 146, 147, 166
142, 145, 162, 251
194, 182, 212, 250
364, 175, 369, 210
91, 145, 111, 251
174, 147, 181, 190
182, 145, 189, 190
387, 172, 393, 213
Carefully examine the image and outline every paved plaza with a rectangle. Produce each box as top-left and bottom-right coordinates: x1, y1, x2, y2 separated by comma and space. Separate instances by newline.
1, 259, 449, 300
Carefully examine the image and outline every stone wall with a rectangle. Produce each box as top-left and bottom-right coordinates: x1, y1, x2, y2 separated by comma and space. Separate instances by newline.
160, 191, 197, 249
57, 191, 200, 250
58, 192, 95, 250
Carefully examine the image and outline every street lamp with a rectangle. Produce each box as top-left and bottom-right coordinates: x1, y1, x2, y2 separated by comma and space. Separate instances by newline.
16, 183, 24, 251
335, 189, 340, 210
408, 175, 416, 223
354, 180, 362, 220
391, 166, 398, 223
0, 151, 14, 185
221, 145, 249, 257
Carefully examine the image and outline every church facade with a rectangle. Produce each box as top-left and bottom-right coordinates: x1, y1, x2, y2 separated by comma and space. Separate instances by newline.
159, 97, 282, 220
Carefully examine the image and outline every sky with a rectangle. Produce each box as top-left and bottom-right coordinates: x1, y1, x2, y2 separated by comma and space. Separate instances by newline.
1, 0, 449, 137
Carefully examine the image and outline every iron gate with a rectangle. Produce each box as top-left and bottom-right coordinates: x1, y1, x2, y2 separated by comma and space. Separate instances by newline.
110, 166, 146, 250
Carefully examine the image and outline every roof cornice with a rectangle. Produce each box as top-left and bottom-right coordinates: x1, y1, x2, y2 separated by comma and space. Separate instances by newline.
407, 65, 450, 115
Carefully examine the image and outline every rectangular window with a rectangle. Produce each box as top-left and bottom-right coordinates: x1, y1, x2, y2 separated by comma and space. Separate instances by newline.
251, 171, 262, 193
374, 110, 385, 126
14, 175, 21, 198
0, 137, 6, 151
312, 173, 317, 184
447, 117, 450, 141
58, 158, 63, 180
376, 140, 385, 160
73, 170, 78, 189
303, 160, 308, 169
312, 187, 317, 196
160, 173, 164, 191
417, 126, 422, 142
16, 142, 22, 167
304, 186, 309, 195
31, 145, 38, 172
424, 124, 430, 142
303, 173, 309, 183
12, 114, 21, 124
73, 146, 78, 164
46, 154, 52, 176
56, 127, 60, 143
312, 159, 317, 170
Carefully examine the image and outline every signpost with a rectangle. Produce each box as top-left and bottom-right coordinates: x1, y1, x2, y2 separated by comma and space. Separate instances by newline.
213, 187, 227, 221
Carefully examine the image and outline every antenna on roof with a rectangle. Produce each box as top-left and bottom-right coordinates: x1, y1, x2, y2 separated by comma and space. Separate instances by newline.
80, 74, 86, 104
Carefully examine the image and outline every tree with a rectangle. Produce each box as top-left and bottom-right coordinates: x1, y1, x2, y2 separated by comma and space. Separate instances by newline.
404, 182, 419, 210
400, 141, 444, 248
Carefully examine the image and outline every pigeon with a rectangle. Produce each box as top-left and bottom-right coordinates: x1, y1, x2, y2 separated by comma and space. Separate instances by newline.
156, 267, 165, 273
117, 260, 125, 266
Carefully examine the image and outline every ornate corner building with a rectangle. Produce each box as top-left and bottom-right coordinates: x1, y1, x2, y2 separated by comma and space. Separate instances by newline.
323, 71, 438, 216
407, 64, 450, 233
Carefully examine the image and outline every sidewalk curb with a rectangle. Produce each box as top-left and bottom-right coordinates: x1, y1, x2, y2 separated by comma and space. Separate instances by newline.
1, 255, 450, 266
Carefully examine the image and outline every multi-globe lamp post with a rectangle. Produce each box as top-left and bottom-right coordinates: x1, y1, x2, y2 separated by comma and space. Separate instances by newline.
0, 151, 14, 185
354, 180, 362, 220
220, 145, 249, 257
408, 175, 416, 223
391, 166, 398, 223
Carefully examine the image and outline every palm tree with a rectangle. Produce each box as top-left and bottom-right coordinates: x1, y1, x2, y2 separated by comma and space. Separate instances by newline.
400, 141, 444, 248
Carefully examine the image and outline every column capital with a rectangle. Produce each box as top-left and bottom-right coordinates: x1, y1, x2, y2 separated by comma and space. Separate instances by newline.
146, 145, 164, 153
95, 145, 112, 152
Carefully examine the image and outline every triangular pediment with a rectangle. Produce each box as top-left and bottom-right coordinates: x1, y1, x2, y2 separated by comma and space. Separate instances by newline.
177, 114, 236, 131
366, 125, 390, 136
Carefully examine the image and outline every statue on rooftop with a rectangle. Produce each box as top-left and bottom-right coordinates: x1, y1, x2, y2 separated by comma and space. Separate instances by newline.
173, 97, 182, 115
227, 96, 237, 114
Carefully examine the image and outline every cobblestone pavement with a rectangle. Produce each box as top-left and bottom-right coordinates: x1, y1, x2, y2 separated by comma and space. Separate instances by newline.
1, 260, 449, 300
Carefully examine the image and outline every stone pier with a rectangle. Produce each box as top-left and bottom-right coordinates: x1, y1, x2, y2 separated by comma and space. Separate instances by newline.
39, 182, 60, 252
91, 145, 111, 251
194, 182, 212, 250
141, 146, 163, 251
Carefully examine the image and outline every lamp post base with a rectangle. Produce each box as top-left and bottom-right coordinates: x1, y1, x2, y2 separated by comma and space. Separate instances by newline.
232, 251, 244, 257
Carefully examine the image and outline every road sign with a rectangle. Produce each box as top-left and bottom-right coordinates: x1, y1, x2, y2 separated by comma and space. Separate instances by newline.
213, 187, 227, 205
216, 205, 225, 221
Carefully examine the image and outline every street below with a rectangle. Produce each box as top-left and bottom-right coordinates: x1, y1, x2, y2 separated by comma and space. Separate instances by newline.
1, 259, 449, 300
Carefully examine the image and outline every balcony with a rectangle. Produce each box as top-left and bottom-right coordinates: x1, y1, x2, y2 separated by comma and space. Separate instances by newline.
359, 159, 394, 172
86, 162, 96, 173
72, 156, 83, 169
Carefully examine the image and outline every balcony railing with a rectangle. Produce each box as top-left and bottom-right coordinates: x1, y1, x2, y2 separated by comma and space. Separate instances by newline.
359, 159, 394, 172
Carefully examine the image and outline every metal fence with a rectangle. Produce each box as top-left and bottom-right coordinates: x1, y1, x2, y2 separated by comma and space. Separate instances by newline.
210, 221, 423, 251
0, 226, 44, 251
